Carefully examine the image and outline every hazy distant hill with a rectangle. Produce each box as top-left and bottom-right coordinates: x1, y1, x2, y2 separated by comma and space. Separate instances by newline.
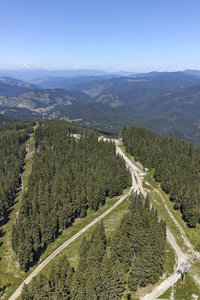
30, 75, 120, 90
184, 69, 200, 77
0, 77, 38, 96
0, 69, 111, 81
31, 71, 200, 97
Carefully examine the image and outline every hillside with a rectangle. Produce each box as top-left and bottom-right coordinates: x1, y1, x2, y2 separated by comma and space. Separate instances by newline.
1, 71, 200, 143
0, 77, 38, 97
0, 88, 91, 115
30, 71, 200, 93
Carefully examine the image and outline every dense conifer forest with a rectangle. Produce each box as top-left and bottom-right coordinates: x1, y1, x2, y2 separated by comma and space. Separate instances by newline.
0, 121, 34, 226
12, 120, 132, 271
122, 126, 200, 227
21, 193, 166, 299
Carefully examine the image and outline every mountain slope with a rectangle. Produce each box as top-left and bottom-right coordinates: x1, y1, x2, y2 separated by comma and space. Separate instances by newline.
0, 88, 92, 114
30, 71, 200, 96
0, 77, 38, 96
1, 71, 200, 143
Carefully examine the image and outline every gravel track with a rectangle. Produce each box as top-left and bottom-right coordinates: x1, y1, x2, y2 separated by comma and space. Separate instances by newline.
114, 140, 200, 299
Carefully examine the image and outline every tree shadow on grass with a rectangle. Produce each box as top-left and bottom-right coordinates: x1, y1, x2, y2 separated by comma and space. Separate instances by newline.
0, 188, 21, 227
29, 244, 47, 269
0, 283, 11, 297
0, 207, 14, 227
0, 228, 5, 249
0, 228, 5, 238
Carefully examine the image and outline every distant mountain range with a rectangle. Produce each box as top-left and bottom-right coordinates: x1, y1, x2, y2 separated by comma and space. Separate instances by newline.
1, 70, 200, 143
0, 69, 135, 81
0, 68, 199, 81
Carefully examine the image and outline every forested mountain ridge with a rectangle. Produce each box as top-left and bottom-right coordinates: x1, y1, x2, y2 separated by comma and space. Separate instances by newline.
122, 125, 200, 227
11, 120, 131, 271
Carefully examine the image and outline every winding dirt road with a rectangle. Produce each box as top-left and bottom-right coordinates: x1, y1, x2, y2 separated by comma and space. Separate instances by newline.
114, 139, 200, 299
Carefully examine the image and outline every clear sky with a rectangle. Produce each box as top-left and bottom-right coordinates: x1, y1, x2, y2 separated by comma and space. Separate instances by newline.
0, 0, 200, 72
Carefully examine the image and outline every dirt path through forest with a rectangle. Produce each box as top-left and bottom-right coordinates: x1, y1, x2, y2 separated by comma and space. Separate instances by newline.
114, 139, 200, 299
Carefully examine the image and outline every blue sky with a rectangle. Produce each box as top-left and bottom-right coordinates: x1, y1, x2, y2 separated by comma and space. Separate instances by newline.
0, 0, 200, 72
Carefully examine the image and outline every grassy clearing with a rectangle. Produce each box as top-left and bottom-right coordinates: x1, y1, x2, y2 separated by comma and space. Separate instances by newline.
0, 188, 24, 299
142, 172, 200, 299
35, 195, 131, 278
121, 291, 140, 300
164, 241, 176, 276
158, 286, 172, 299
35, 187, 130, 265
144, 172, 200, 254
159, 274, 200, 300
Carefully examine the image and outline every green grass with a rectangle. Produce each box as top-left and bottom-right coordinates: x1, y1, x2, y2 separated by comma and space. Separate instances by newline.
164, 241, 176, 276
0, 188, 24, 299
121, 291, 140, 300
143, 174, 193, 249
34, 195, 130, 277
158, 286, 172, 299
154, 165, 200, 249
173, 274, 200, 300
159, 274, 200, 300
